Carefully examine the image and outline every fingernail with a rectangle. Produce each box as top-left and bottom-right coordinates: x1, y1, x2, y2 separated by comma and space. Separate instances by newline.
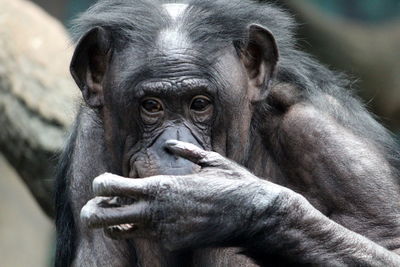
165, 139, 179, 147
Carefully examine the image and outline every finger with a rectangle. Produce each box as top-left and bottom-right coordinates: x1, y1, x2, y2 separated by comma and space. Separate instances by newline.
165, 140, 228, 167
80, 197, 149, 228
92, 173, 151, 198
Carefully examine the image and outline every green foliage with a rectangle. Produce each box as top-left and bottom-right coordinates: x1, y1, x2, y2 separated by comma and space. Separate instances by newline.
306, 0, 400, 23
65, 0, 97, 25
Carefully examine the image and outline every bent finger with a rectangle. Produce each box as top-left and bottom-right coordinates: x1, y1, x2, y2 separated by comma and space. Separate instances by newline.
165, 140, 228, 167
92, 173, 152, 198
80, 197, 149, 228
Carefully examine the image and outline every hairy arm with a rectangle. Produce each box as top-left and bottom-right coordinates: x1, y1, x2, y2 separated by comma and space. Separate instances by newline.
243, 184, 400, 266
245, 86, 400, 265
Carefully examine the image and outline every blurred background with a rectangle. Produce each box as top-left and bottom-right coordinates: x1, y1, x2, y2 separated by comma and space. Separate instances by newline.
0, 0, 399, 266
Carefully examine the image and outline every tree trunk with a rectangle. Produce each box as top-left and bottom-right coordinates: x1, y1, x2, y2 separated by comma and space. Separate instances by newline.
0, 0, 78, 217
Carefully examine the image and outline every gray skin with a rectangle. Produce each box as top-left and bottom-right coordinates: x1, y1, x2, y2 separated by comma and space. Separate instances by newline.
67, 4, 400, 267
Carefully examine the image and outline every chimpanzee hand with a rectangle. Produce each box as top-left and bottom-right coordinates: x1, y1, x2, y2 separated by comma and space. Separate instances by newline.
80, 140, 289, 251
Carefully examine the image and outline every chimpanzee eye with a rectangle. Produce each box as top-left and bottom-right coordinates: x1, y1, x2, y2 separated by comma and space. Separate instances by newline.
141, 98, 163, 113
190, 96, 211, 112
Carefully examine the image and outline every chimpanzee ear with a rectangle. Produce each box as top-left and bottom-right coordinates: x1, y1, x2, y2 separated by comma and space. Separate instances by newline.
70, 27, 112, 108
241, 24, 279, 102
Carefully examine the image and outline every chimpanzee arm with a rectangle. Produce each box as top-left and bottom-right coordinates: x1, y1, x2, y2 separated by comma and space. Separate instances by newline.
243, 86, 400, 265
242, 189, 400, 266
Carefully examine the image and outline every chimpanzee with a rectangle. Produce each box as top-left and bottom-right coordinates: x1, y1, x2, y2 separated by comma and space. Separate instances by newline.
55, 0, 400, 266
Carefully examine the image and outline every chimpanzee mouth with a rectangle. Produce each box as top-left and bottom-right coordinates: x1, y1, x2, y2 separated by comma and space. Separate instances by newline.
107, 223, 137, 234
101, 196, 138, 235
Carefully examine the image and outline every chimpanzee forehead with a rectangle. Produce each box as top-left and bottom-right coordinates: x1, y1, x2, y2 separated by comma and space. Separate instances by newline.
114, 2, 246, 90
157, 3, 191, 52
162, 3, 188, 21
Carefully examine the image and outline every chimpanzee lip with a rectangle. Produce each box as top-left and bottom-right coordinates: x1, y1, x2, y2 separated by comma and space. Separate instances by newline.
103, 197, 138, 236
107, 223, 136, 233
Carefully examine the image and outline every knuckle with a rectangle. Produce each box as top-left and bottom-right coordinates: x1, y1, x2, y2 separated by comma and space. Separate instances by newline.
222, 169, 236, 176
153, 176, 174, 193
92, 177, 107, 194
214, 152, 226, 161
92, 173, 115, 194
204, 151, 220, 161
80, 202, 95, 223
205, 151, 226, 165
186, 142, 200, 151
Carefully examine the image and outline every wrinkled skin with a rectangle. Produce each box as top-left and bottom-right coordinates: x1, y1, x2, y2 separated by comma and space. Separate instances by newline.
55, 1, 400, 267
81, 141, 284, 251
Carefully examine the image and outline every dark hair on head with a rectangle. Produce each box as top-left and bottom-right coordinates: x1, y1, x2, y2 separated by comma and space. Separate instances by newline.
70, 0, 400, 165
71, 0, 333, 87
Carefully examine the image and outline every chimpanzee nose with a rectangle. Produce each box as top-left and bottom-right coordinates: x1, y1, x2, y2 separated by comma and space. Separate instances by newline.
148, 126, 201, 175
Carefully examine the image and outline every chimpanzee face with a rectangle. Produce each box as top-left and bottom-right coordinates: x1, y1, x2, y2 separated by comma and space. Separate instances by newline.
102, 44, 253, 178
69, 4, 278, 177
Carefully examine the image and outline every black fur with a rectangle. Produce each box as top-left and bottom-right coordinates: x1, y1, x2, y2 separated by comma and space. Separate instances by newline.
54, 115, 79, 267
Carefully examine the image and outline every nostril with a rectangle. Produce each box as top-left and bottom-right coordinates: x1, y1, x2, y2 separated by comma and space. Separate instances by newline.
163, 144, 179, 160
164, 144, 173, 154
